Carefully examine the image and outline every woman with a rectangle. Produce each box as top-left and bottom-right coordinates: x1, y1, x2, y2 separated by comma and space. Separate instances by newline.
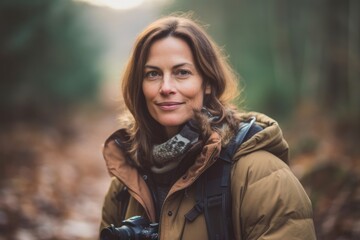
100, 15, 316, 239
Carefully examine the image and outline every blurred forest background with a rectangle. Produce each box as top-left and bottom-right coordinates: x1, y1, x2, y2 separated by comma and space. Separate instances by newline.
0, 0, 359, 239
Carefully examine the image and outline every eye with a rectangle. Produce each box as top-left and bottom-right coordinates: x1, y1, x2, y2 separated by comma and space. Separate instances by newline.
144, 70, 161, 80
175, 69, 191, 79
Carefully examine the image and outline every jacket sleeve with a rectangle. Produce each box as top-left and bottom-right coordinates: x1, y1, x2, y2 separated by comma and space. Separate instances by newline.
99, 177, 124, 231
231, 150, 316, 240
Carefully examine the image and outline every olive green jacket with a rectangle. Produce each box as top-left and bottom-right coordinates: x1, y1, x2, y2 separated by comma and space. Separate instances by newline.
100, 112, 316, 239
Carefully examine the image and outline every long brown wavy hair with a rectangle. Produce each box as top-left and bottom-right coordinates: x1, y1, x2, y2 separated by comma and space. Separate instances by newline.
120, 13, 241, 166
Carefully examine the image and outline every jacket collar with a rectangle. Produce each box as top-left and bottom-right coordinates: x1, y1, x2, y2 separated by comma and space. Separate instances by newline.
102, 128, 222, 222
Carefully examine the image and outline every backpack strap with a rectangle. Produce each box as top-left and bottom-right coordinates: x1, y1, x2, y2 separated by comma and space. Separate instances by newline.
115, 186, 130, 224
219, 116, 257, 163
185, 117, 262, 240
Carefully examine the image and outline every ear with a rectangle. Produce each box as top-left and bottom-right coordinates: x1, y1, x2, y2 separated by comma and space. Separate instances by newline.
205, 83, 211, 94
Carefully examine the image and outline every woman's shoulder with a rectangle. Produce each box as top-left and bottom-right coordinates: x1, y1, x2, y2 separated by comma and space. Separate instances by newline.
105, 128, 130, 146
230, 149, 312, 194
230, 150, 308, 205
108, 176, 125, 192
231, 150, 289, 182
103, 127, 141, 170
228, 111, 289, 164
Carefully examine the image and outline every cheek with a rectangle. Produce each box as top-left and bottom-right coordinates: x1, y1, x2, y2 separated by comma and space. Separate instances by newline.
180, 79, 203, 96
182, 86, 205, 107
142, 82, 157, 101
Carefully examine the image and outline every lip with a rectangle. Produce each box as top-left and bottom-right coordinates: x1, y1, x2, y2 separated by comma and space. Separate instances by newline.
155, 101, 184, 111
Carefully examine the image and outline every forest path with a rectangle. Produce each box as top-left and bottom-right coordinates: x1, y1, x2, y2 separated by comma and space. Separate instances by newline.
0, 107, 119, 240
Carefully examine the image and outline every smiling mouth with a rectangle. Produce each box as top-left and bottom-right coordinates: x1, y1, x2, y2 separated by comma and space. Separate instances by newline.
156, 102, 184, 110
156, 102, 183, 106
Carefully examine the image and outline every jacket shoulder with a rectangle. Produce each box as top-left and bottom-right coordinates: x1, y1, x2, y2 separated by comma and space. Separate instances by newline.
230, 151, 316, 239
232, 150, 289, 183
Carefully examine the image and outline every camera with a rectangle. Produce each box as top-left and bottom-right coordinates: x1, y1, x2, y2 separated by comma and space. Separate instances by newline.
100, 216, 159, 240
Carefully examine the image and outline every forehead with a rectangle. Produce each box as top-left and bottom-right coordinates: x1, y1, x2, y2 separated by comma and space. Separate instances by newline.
145, 36, 195, 66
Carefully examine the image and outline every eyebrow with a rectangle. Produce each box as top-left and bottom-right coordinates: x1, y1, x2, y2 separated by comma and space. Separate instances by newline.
144, 62, 194, 70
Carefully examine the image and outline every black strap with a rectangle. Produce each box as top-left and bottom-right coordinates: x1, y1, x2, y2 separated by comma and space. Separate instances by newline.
115, 186, 130, 224
185, 117, 261, 240
203, 159, 232, 240
218, 117, 257, 163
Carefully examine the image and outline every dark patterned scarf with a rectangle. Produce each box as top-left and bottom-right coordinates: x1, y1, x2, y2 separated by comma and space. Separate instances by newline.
151, 122, 200, 173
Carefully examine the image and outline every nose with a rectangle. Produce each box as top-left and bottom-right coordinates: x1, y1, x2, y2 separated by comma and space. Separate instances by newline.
159, 74, 175, 95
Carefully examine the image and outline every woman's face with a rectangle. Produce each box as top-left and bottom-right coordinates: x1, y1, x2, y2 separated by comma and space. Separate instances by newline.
142, 36, 210, 138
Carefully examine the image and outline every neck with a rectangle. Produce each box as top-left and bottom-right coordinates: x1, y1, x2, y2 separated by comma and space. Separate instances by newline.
165, 125, 180, 139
